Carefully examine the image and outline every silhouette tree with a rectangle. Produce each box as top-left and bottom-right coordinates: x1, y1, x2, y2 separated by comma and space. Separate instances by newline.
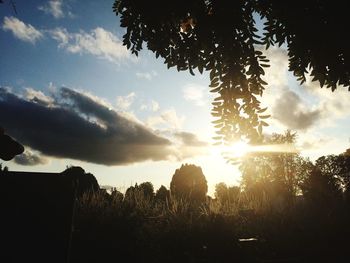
139, 182, 155, 199
110, 187, 124, 202
113, 1, 350, 142
124, 184, 137, 202
316, 150, 350, 200
338, 150, 350, 199
124, 182, 155, 202
170, 164, 208, 201
155, 185, 170, 202
61, 166, 99, 197
0, 127, 24, 161
214, 182, 240, 203
301, 166, 342, 206
0, 163, 9, 172
240, 131, 312, 204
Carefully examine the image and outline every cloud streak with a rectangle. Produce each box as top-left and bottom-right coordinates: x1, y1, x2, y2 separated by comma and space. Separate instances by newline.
2, 16, 131, 64
146, 108, 185, 130
136, 71, 157, 80
116, 92, 136, 111
2, 16, 43, 44
0, 87, 175, 165
175, 132, 208, 147
49, 27, 133, 64
38, 0, 65, 19
183, 83, 207, 106
14, 150, 48, 166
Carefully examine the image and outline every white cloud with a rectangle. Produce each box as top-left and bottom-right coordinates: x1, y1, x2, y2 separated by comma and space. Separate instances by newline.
259, 46, 350, 132
68, 88, 115, 110
38, 0, 65, 19
261, 47, 289, 87
49, 27, 133, 64
146, 108, 185, 129
14, 149, 49, 166
272, 88, 321, 130
303, 78, 350, 121
116, 92, 136, 111
151, 100, 160, 112
25, 88, 55, 106
136, 71, 158, 80
140, 100, 160, 112
2, 16, 43, 44
50, 27, 69, 47
183, 83, 207, 106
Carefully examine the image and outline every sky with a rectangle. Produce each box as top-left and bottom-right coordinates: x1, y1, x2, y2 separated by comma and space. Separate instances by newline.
1, 0, 350, 196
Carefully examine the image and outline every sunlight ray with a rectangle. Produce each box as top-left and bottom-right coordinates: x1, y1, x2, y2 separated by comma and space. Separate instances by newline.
211, 141, 299, 162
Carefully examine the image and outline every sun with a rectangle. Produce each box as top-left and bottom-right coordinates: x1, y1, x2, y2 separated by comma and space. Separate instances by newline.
210, 140, 252, 160
229, 141, 251, 158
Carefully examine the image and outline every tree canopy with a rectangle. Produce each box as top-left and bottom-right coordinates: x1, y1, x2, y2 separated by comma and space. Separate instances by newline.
240, 131, 312, 203
113, 0, 350, 142
61, 166, 99, 197
170, 164, 208, 201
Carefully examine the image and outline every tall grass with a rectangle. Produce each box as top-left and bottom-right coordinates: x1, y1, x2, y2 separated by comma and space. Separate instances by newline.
70, 189, 350, 263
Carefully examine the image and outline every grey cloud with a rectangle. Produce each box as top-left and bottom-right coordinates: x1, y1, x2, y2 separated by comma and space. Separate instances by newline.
175, 132, 208, 147
0, 87, 174, 165
272, 89, 321, 130
14, 150, 48, 166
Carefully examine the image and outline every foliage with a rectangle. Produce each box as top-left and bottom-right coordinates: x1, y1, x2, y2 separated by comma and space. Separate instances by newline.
315, 150, 350, 195
139, 181, 155, 198
240, 131, 313, 205
170, 164, 208, 202
71, 178, 350, 263
113, 1, 350, 142
0, 163, 9, 172
61, 166, 99, 197
124, 182, 157, 211
300, 166, 342, 205
4, 149, 350, 262
214, 182, 240, 203
155, 185, 170, 202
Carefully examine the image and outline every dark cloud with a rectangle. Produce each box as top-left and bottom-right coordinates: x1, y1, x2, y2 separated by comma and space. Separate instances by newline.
14, 150, 48, 166
175, 132, 208, 147
272, 89, 321, 130
0, 87, 174, 165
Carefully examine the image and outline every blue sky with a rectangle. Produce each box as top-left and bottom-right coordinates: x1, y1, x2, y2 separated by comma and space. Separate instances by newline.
1, 0, 350, 195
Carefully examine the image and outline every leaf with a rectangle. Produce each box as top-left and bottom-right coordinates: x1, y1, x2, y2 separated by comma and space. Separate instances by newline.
198, 62, 204, 74
259, 115, 271, 119
209, 82, 219, 88
257, 107, 267, 113
212, 119, 223, 124
260, 121, 269, 126
210, 69, 217, 80
210, 86, 222, 93
189, 66, 195, 76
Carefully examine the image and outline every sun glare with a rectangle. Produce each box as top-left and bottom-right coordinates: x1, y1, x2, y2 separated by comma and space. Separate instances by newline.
228, 141, 251, 158
210, 140, 251, 160
210, 140, 299, 162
